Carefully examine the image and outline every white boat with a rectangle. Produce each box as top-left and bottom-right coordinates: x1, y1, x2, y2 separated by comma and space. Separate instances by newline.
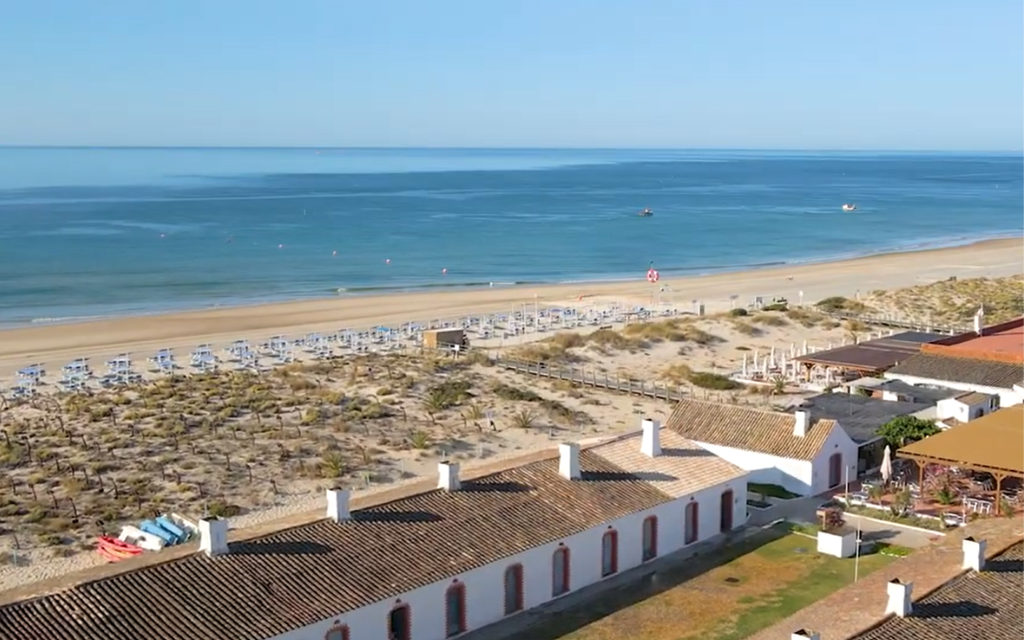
841, 203, 857, 212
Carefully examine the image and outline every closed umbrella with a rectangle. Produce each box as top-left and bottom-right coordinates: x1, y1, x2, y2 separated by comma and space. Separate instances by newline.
880, 445, 893, 484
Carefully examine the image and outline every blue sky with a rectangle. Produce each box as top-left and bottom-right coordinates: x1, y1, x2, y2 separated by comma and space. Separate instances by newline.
2, 1, 1021, 149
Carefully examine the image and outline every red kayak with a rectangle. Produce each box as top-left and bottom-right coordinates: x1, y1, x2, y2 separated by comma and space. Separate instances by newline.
96, 536, 143, 561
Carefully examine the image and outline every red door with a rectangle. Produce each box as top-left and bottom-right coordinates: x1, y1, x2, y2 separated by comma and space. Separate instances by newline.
720, 490, 734, 532
828, 453, 842, 488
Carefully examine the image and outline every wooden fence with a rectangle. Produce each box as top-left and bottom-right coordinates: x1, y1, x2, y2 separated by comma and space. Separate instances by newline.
494, 357, 687, 402
824, 311, 969, 336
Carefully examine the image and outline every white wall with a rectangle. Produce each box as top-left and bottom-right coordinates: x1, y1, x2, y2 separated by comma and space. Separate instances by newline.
272, 478, 748, 640
692, 441, 812, 496
809, 423, 860, 496
884, 373, 1022, 408
693, 426, 858, 497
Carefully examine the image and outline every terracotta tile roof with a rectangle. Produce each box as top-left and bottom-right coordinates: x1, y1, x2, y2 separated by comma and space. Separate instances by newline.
952, 391, 992, 405
745, 517, 1023, 640
664, 399, 838, 461
0, 447, 696, 640
851, 542, 1024, 640
589, 430, 747, 497
888, 353, 1024, 389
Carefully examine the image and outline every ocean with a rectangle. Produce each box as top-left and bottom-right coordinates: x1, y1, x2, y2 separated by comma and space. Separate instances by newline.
0, 147, 1021, 327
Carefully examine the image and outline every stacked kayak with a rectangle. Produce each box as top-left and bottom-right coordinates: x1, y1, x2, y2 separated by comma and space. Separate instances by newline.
98, 513, 200, 562
96, 536, 143, 562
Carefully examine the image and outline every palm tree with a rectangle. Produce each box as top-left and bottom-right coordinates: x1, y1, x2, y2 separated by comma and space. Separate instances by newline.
422, 389, 449, 426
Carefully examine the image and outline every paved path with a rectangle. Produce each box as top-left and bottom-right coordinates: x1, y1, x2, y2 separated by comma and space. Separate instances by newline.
750, 496, 941, 548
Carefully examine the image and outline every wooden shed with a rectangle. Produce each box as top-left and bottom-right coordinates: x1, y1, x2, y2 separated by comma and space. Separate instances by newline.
423, 328, 466, 350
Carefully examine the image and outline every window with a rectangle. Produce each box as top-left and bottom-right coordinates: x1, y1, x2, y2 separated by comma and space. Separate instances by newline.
684, 501, 699, 544
445, 582, 467, 637
388, 603, 411, 640
601, 530, 618, 577
504, 564, 524, 615
552, 546, 571, 597
324, 624, 350, 640
642, 516, 658, 561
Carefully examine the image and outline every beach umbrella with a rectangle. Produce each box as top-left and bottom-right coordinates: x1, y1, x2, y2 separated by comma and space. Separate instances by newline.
880, 445, 894, 484
769, 346, 776, 368
801, 340, 808, 356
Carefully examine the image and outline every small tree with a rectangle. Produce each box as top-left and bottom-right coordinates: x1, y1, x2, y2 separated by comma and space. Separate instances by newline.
877, 415, 940, 449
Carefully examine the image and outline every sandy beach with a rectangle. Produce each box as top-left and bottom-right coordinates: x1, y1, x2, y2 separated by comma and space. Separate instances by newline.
0, 237, 1020, 594
1, 238, 1020, 378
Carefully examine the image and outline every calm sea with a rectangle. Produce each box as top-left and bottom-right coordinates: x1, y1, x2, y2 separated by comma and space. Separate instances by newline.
0, 148, 1021, 326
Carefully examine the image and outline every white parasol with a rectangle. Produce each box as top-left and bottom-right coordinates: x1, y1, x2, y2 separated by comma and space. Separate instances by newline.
880, 445, 893, 484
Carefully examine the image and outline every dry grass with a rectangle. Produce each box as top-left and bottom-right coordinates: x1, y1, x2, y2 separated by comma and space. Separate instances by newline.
0, 352, 597, 556
542, 530, 896, 640
863, 275, 1024, 325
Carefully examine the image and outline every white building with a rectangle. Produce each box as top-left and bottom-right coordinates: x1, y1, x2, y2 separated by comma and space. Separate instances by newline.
665, 399, 859, 496
0, 420, 748, 640
932, 391, 999, 427
885, 353, 1024, 408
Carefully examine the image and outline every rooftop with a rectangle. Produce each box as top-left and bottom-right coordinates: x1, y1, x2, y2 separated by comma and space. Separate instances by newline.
793, 394, 931, 444
744, 517, 1023, 640
897, 405, 1024, 477
665, 399, 838, 460
794, 331, 948, 372
0, 431, 740, 640
922, 317, 1024, 364
874, 379, 961, 403
951, 391, 993, 405
851, 542, 1024, 640
886, 353, 1024, 390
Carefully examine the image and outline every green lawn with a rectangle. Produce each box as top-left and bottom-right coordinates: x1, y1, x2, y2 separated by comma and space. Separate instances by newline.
535, 528, 896, 640
747, 482, 802, 500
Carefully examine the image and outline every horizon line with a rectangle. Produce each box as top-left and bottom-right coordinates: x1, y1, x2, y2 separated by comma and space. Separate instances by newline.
1, 144, 1021, 154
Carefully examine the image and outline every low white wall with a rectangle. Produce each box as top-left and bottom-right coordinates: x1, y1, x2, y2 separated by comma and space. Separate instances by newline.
817, 530, 856, 558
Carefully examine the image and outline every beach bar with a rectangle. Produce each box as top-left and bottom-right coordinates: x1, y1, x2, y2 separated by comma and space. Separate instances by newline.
422, 328, 466, 350
794, 331, 948, 381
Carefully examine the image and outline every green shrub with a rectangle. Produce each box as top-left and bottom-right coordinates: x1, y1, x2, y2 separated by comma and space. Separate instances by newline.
688, 372, 742, 390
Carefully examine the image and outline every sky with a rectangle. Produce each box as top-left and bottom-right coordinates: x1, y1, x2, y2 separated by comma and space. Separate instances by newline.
1, 1, 1022, 150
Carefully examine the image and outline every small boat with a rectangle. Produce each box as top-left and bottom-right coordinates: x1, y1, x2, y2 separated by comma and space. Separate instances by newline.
638, 208, 653, 217
156, 516, 189, 544
118, 525, 166, 552
97, 536, 144, 562
140, 520, 178, 546
841, 203, 857, 212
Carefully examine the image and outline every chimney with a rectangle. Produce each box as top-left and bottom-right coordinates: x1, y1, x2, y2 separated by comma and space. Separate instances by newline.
885, 579, 913, 618
199, 517, 229, 557
640, 418, 661, 457
793, 410, 809, 438
326, 487, 351, 522
438, 461, 461, 491
559, 443, 581, 480
962, 537, 986, 571
791, 631, 820, 640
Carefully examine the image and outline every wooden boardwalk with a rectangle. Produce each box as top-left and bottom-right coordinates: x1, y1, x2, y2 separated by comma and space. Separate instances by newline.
495, 357, 686, 402
825, 311, 969, 335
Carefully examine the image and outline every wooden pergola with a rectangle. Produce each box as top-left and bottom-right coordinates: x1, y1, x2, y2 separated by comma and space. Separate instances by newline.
896, 406, 1024, 515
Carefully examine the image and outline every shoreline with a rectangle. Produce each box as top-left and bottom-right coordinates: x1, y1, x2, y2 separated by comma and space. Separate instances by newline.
4, 232, 1022, 330
0, 236, 1020, 377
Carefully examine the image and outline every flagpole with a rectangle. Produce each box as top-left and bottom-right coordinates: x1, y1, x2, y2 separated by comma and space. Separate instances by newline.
854, 517, 862, 582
